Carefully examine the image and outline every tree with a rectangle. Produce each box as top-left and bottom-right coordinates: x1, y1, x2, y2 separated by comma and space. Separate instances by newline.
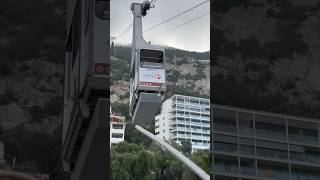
180, 139, 192, 154
124, 121, 152, 146
111, 142, 154, 180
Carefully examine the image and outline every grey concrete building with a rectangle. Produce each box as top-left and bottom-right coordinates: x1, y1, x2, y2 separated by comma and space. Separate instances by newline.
212, 104, 320, 180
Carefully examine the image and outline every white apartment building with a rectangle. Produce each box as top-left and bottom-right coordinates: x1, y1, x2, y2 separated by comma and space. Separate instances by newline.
155, 94, 210, 152
110, 113, 126, 146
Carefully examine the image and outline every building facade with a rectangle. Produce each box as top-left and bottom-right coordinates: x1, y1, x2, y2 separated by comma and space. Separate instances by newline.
212, 104, 320, 180
110, 114, 126, 146
155, 94, 210, 152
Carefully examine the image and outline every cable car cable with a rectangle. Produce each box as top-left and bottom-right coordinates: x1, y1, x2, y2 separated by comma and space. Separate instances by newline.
146, 12, 209, 39
144, 0, 209, 33
118, 23, 133, 39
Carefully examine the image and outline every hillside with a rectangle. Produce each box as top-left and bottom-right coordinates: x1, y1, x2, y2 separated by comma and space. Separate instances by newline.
111, 46, 210, 117
212, 0, 320, 118
0, 0, 67, 179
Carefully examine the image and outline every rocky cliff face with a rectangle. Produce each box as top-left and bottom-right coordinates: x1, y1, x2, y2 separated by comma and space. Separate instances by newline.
0, 0, 65, 133
0, 60, 63, 132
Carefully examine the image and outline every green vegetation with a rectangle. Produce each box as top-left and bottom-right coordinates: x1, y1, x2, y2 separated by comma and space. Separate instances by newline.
29, 96, 63, 123
110, 115, 210, 179
111, 141, 210, 180
0, 125, 69, 180
0, 0, 65, 77
0, 0, 66, 179
214, 0, 252, 13
30, 105, 46, 123
44, 96, 63, 116
165, 48, 209, 61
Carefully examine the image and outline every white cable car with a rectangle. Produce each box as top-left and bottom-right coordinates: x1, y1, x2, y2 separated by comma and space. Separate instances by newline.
129, 1, 166, 125
62, 0, 109, 172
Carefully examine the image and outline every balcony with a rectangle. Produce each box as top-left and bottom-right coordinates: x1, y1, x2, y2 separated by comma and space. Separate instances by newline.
289, 134, 319, 144
257, 169, 289, 179
214, 123, 236, 132
256, 148, 288, 160
215, 164, 239, 174
290, 153, 320, 164
214, 142, 237, 153
190, 102, 200, 106
191, 135, 210, 141
292, 170, 320, 180
240, 166, 256, 176
176, 127, 190, 132
238, 127, 254, 135
177, 134, 191, 139
256, 128, 286, 140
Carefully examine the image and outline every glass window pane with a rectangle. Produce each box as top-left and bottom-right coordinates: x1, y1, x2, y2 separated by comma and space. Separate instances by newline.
213, 108, 236, 132
255, 115, 286, 140
238, 112, 254, 135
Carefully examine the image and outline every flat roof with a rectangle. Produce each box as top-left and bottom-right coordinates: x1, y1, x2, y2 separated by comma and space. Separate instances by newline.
110, 115, 125, 123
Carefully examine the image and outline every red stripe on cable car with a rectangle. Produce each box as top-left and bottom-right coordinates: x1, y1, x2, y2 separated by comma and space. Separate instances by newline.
139, 82, 163, 86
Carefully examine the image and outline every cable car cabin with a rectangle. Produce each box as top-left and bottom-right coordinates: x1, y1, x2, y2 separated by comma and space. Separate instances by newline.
129, 47, 166, 125
62, 0, 109, 172
128, 2, 166, 125
65, 0, 109, 106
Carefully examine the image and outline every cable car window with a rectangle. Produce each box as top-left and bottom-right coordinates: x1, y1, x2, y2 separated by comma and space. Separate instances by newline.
112, 133, 123, 138
72, 1, 81, 68
131, 61, 135, 79
85, 0, 91, 33
140, 49, 163, 63
95, 0, 109, 20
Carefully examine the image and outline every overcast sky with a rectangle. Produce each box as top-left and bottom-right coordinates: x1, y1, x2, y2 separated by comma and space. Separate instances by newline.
111, 0, 210, 52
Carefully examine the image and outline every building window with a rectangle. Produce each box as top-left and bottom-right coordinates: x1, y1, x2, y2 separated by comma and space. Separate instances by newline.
238, 112, 254, 135
255, 115, 286, 140
256, 140, 288, 159
289, 144, 320, 164
213, 109, 236, 132
215, 155, 239, 174
240, 158, 256, 176
291, 166, 320, 179
112, 133, 123, 138
288, 119, 319, 144
239, 137, 254, 155
257, 161, 289, 179
213, 134, 237, 153
112, 124, 123, 129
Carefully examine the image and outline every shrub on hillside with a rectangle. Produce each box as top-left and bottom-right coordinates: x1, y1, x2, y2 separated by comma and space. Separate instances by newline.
30, 105, 45, 123
0, 91, 16, 105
